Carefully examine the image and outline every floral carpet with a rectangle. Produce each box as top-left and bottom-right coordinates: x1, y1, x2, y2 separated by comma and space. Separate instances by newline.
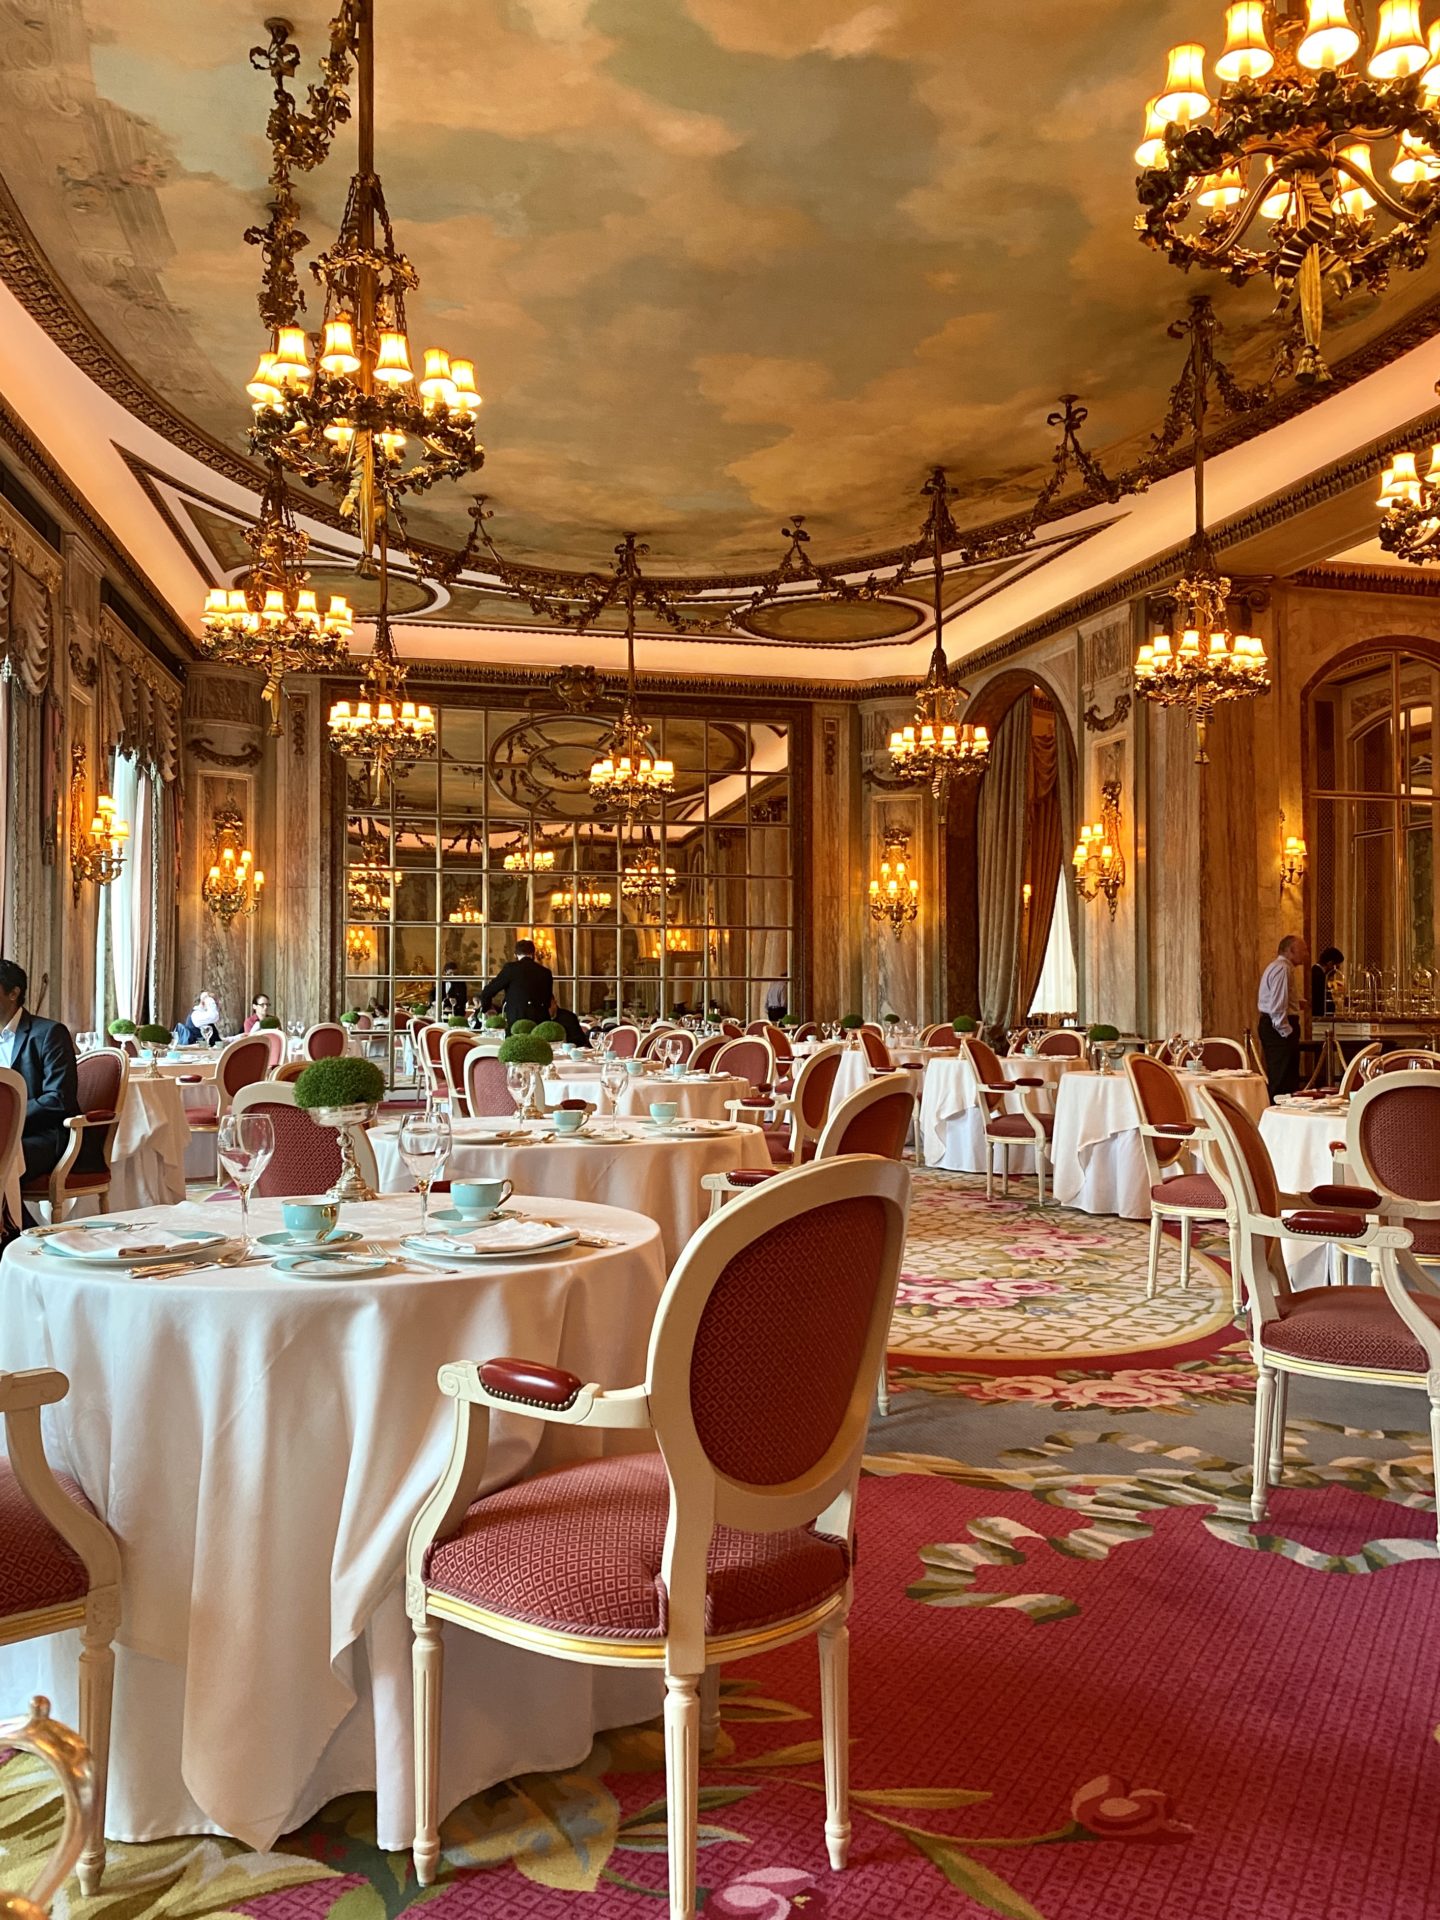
3, 1172, 1437, 1920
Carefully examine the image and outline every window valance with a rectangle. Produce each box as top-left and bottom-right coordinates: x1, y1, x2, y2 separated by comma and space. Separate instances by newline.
97, 608, 182, 783
0, 499, 60, 698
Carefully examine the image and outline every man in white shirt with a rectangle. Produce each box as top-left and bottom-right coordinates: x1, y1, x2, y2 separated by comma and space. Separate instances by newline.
1258, 933, 1308, 1098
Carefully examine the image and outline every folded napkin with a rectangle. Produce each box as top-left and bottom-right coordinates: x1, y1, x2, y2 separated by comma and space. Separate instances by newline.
413, 1219, 574, 1253
44, 1224, 210, 1258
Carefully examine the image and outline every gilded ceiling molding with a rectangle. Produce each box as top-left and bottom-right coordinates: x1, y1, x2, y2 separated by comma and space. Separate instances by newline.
1287, 565, 1440, 597
67, 640, 98, 690
310, 657, 922, 705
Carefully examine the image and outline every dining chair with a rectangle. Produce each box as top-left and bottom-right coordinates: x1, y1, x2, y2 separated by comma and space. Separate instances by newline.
464, 1050, 516, 1119
690, 1036, 728, 1073
602, 1024, 640, 1059
638, 1026, 677, 1061
918, 1022, 953, 1046
441, 1028, 481, 1115
406, 1154, 910, 1919
792, 1022, 819, 1043
713, 1036, 776, 1090
1376, 1048, 1440, 1072
303, 1021, 348, 1061
1196, 1084, 1440, 1541
1124, 1053, 1237, 1308
20, 1049, 129, 1224
229, 1082, 379, 1197
257, 1028, 286, 1071
747, 1022, 792, 1065
729, 1042, 844, 1165
185, 1033, 272, 1140
961, 1037, 1054, 1204
858, 1028, 890, 1071
1036, 1029, 1085, 1058
0, 1065, 24, 1237
859, 1022, 883, 1039
1345, 1070, 1440, 1270
270, 1059, 308, 1084
719, 1019, 744, 1038
1195, 1035, 1247, 1070
709, 1072, 914, 1207
1337, 1042, 1380, 1097
0, 1366, 121, 1894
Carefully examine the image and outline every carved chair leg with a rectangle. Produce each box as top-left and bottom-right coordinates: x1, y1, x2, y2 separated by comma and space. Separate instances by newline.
699, 1665, 721, 1759
1268, 1371, 1290, 1484
1179, 1214, 1193, 1290
1228, 1219, 1242, 1317
1431, 1393, 1440, 1553
876, 1355, 890, 1419
1251, 1365, 1276, 1524
412, 1617, 445, 1887
1001, 1147, 1011, 1197
817, 1609, 851, 1871
76, 1613, 116, 1897
985, 1141, 994, 1202
664, 1670, 701, 1920
1146, 1210, 1162, 1299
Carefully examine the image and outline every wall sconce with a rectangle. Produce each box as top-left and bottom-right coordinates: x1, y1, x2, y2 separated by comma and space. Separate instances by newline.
868, 827, 920, 938
201, 806, 264, 928
345, 926, 373, 962
1072, 779, 1126, 920
1280, 831, 1307, 894
69, 744, 129, 906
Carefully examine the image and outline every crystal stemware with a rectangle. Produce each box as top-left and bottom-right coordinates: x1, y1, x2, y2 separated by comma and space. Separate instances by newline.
399, 1111, 451, 1240
217, 1111, 275, 1252
601, 1057, 628, 1114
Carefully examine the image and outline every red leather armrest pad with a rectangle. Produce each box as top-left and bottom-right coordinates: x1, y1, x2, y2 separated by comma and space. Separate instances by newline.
737, 1098, 774, 1108
176, 1074, 204, 1083
82, 1108, 117, 1122
555, 1098, 590, 1110
1327, 1141, 1346, 1153
727, 1168, 779, 1187
1008, 1077, 1045, 1087
1307, 1183, 1382, 1210
479, 1357, 583, 1409
1156, 1121, 1198, 1136
1282, 1209, 1369, 1238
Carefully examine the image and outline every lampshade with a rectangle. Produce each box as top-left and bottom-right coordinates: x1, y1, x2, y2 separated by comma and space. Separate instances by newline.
1298, 0, 1359, 70
1215, 2, 1274, 81
1156, 43, 1211, 121
271, 326, 311, 387
1392, 132, 1440, 183
1259, 158, 1294, 220
1335, 143, 1376, 216
1423, 20, 1440, 95
419, 347, 456, 408
376, 429, 407, 458
373, 331, 414, 385
1369, 0, 1429, 77
323, 419, 355, 448
450, 358, 482, 414
319, 315, 360, 376
1197, 164, 1246, 207
246, 352, 283, 405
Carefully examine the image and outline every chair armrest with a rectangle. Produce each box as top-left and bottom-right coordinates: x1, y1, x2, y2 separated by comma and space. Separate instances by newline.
1153, 1121, 1200, 1137
63, 1112, 117, 1134
438, 1358, 652, 1429
1008, 1076, 1045, 1088
0, 1369, 69, 1415
478, 1357, 583, 1409
1254, 1213, 1411, 1250
1305, 1183, 1382, 1210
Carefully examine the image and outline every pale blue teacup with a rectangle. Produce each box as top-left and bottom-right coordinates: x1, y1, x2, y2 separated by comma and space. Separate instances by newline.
624, 1059, 644, 1076
451, 1177, 514, 1218
667, 1062, 685, 1078
649, 1101, 679, 1126
281, 1198, 339, 1243
553, 1108, 586, 1134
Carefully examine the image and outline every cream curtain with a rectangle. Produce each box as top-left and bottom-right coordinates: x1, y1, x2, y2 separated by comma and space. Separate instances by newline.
109, 756, 154, 1024
976, 693, 1032, 1031
151, 780, 181, 1026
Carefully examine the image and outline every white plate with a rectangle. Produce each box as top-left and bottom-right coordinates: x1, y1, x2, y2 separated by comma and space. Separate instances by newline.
401, 1226, 580, 1262
672, 1120, 738, 1135
274, 1251, 390, 1279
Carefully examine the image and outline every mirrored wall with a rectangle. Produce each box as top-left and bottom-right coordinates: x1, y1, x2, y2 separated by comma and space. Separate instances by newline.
339, 703, 795, 1046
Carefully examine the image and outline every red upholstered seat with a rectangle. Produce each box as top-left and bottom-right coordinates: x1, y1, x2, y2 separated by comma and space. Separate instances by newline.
0, 1461, 94, 1616
1261, 1286, 1440, 1374
1152, 1172, 1226, 1209
425, 1451, 849, 1642
987, 1112, 1054, 1139
21, 1169, 110, 1196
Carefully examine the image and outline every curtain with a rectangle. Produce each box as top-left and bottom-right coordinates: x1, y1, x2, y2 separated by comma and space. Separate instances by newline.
1056, 712, 1079, 967
151, 779, 180, 1025
108, 756, 147, 1024
976, 693, 1032, 1031
1029, 872, 1079, 1017
0, 674, 9, 955
1017, 710, 1063, 1019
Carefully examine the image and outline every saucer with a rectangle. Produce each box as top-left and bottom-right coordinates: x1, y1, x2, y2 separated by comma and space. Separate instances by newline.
427, 1207, 502, 1226
257, 1227, 360, 1251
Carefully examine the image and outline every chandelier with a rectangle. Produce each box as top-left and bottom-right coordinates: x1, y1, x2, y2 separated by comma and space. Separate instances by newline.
347, 829, 393, 917
620, 826, 678, 907
1072, 783, 1126, 920
867, 829, 920, 938
243, 5, 483, 566
327, 594, 435, 795
586, 537, 675, 820
202, 807, 265, 928
1132, 301, 1271, 762
200, 463, 353, 734
1135, 2, 1440, 383
888, 471, 990, 799
1377, 438, 1440, 558
501, 832, 557, 872
550, 885, 613, 916
447, 894, 485, 924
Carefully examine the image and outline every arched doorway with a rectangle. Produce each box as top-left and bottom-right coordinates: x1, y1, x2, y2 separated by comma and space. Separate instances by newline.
944, 673, 1078, 1025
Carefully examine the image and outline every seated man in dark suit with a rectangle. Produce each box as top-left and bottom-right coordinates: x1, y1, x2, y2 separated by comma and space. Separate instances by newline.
548, 997, 587, 1047
478, 939, 554, 1029
0, 958, 80, 1179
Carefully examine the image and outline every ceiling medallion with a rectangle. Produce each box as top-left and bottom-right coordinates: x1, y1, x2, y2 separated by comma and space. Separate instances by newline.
1135, 1, 1440, 383
200, 461, 353, 734
586, 536, 675, 821
1132, 299, 1271, 763
244, 3, 483, 567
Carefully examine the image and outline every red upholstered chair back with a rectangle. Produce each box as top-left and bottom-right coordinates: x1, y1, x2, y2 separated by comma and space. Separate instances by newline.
1377, 1049, 1440, 1073
1036, 1030, 1084, 1057
606, 1025, 641, 1059
797, 1047, 842, 1131
235, 1097, 343, 1198
1203, 1087, 1281, 1218
465, 1051, 516, 1118
258, 1028, 285, 1069
965, 1037, 1004, 1087
1126, 1053, 1193, 1168
305, 1022, 347, 1060
638, 1028, 675, 1060
720, 1020, 744, 1038
919, 1022, 954, 1046
0, 1068, 23, 1218
1197, 1036, 1246, 1071
714, 1037, 775, 1090
828, 1081, 914, 1160
441, 1028, 479, 1111
690, 1036, 728, 1073
759, 1023, 792, 1063
859, 1028, 890, 1070
745, 1020, 768, 1035
793, 1022, 819, 1042
421, 1024, 446, 1065
76, 1049, 126, 1114
271, 1059, 307, 1083
1350, 1072, 1440, 1257
646, 1158, 909, 1533
220, 1035, 271, 1098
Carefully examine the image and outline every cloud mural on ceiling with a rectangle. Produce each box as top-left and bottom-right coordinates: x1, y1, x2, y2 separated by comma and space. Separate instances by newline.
0, 0, 1436, 573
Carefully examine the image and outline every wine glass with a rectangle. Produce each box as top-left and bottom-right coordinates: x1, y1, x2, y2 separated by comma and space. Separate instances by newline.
601, 1056, 628, 1115
506, 1063, 530, 1114
399, 1111, 451, 1240
217, 1111, 275, 1253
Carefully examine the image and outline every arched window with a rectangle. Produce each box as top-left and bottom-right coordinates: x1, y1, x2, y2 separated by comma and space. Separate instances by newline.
1307, 644, 1439, 1004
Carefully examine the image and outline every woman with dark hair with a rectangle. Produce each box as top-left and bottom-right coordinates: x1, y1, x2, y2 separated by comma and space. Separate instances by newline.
243, 994, 272, 1034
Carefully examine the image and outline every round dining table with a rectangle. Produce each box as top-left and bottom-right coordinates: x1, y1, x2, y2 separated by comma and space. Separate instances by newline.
0, 1191, 668, 1851
919, 1052, 1073, 1172
1051, 1066, 1270, 1219
371, 1115, 772, 1267
109, 1076, 192, 1209
1260, 1098, 1355, 1289
542, 1067, 750, 1121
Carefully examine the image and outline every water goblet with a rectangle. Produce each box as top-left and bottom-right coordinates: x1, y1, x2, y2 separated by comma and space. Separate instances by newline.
216, 1111, 275, 1253
601, 1057, 628, 1115
399, 1111, 452, 1240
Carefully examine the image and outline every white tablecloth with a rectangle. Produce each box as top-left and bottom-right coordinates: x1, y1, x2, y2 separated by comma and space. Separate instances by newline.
372, 1117, 771, 1268
1260, 1103, 1354, 1290
918, 1054, 1069, 1169
110, 1078, 190, 1209
0, 1192, 668, 1849
1051, 1068, 1270, 1218
544, 1071, 749, 1121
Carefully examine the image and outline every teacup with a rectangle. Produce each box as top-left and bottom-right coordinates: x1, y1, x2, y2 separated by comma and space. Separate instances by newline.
649, 1101, 680, 1126
624, 1059, 644, 1075
666, 1062, 686, 1078
553, 1108, 586, 1135
281, 1198, 339, 1243
451, 1177, 514, 1218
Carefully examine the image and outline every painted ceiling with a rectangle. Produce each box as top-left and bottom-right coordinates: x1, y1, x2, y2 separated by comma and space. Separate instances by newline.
6, 0, 1440, 601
